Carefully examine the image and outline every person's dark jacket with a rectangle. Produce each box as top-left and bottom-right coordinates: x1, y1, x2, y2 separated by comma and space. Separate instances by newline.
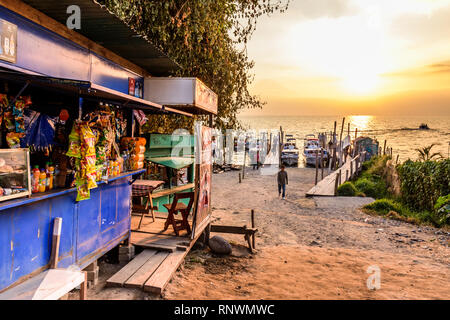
277, 170, 288, 185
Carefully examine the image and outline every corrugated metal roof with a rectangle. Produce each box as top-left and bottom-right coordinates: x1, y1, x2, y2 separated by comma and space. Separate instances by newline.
21, 0, 181, 76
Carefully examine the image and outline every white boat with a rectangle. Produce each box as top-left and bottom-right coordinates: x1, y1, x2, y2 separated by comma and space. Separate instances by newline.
281, 135, 299, 166
303, 134, 328, 167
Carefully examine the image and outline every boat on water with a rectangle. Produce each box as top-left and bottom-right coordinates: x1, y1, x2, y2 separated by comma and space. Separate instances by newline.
281, 135, 299, 166
419, 123, 430, 130
303, 134, 328, 167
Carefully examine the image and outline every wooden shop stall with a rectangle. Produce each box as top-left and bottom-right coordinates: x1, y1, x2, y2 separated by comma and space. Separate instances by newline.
0, 0, 192, 296
109, 80, 218, 294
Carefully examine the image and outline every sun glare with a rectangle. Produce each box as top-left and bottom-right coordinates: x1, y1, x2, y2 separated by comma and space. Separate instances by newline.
341, 72, 380, 95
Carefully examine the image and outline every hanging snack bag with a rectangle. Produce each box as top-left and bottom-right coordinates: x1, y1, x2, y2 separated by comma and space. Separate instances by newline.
76, 183, 90, 201
66, 123, 81, 158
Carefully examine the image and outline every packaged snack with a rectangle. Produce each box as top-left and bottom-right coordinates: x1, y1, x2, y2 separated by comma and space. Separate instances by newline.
66, 123, 81, 158
76, 184, 90, 201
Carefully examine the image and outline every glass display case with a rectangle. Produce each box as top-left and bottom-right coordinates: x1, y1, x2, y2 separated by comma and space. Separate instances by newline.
0, 149, 31, 202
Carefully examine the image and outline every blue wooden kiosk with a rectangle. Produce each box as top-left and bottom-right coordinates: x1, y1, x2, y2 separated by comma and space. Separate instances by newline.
0, 0, 192, 292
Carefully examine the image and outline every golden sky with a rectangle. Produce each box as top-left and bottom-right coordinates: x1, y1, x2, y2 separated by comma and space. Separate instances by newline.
241, 0, 450, 116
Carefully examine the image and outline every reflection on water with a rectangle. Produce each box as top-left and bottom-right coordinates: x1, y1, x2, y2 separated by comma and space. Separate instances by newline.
348, 115, 372, 132
239, 115, 450, 165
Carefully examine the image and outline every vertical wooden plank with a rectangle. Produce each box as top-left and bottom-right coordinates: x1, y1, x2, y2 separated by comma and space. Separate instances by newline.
50, 218, 62, 269
80, 272, 87, 300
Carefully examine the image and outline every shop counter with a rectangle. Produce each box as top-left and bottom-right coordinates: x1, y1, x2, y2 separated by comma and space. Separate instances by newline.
0, 169, 145, 292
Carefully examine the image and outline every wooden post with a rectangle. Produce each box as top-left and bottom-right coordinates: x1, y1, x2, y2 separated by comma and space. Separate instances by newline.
338, 117, 345, 168
80, 272, 87, 300
239, 173, 241, 183
242, 145, 246, 179
334, 172, 340, 196
50, 217, 62, 269
320, 149, 324, 180
383, 140, 387, 155
396, 154, 399, 164
332, 121, 337, 170
350, 160, 353, 179
315, 150, 319, 185
251, 209, 255, 249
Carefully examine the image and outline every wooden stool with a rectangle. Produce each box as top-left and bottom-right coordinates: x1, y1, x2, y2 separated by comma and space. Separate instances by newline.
163, 192, 194, 236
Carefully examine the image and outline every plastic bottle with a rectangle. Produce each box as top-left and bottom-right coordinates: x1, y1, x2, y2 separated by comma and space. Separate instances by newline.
39, 169, 46, 193
48, 165, 54, 190
32, 165, 40, 193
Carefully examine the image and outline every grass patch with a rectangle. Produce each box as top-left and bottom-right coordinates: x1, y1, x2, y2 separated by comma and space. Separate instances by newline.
363, 198, 448, 227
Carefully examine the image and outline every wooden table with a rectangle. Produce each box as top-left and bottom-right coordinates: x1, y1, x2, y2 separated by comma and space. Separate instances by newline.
132, 180, 165, 231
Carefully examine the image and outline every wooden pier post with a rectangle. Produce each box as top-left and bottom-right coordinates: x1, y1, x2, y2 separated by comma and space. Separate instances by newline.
332, 121, 337, 170
320, 149, 324, 180
242, 145, 247, 179
315, 150, 319, 185
334, 172, 340, 196
239, 173, 241, 183
338, 118, 345, 169
383, 140, 387, 155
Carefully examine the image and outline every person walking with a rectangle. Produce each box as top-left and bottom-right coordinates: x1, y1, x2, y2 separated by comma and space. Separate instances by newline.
277, 165, 288, 199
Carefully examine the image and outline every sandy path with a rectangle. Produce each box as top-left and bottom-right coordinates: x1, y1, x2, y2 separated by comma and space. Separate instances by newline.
163, 167, 450, 300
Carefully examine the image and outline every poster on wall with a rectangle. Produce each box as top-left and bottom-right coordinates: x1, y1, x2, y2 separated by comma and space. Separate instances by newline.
192, 122, 212, 238
0, 20, 17, 63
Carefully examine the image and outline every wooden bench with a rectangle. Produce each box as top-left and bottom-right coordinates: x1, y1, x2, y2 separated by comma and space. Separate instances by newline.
210, 210, 258, 253
0, 217, 87, 300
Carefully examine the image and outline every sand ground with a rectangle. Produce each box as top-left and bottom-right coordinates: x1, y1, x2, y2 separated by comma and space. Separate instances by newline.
72, 167, 450, 300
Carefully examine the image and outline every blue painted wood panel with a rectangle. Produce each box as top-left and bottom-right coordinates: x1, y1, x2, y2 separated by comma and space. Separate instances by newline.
0, 176, 132, 292
0, 6, 143, 94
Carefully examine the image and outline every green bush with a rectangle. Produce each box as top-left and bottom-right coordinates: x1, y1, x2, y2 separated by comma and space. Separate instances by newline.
397, 159, 450, 211
355, 178, 387, 199
337, 182, 357, 196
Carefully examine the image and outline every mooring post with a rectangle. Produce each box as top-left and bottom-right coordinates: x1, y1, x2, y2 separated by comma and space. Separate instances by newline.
315, 150, 319, 185
350, 160, 353, 179
320, 149, 324, 180
334, 172, 340, 196
251, 209, 255, 249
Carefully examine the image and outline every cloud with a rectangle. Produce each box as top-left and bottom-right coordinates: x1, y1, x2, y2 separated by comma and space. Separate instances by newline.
292, 0, 358, 20
383, 60, 450, 77
390, 5, 450, 48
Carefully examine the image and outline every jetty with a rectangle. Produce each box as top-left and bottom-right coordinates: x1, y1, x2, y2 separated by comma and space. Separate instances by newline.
306, 153, 365, 197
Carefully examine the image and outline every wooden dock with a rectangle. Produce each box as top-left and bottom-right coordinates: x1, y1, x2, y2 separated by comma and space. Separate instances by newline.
306, 153, 364, 197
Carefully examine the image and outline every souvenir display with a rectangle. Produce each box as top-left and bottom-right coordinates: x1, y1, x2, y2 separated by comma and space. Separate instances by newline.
0, 95, 145, 202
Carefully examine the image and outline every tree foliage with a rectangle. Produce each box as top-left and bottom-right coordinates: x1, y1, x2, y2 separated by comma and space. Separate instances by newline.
98, 0, 290, 132
415, 143, 443, 161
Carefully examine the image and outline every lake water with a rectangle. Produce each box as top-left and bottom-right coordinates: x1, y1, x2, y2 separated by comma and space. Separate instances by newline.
239, 115, 450, 166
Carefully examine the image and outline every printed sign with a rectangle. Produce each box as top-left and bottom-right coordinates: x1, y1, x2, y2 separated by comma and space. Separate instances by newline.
0, 20, 17, 63
192, 123, 212, 237
128, 78, 136, 96
195, 80, 218, 114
